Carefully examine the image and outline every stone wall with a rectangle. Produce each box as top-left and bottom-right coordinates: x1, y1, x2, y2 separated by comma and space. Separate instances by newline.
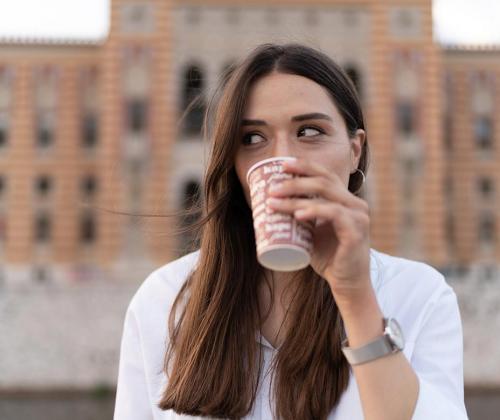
1, 262, 499, 390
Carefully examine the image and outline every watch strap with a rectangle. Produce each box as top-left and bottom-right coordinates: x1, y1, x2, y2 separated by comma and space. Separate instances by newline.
341, 335, 396, 365
341, 318, 403, 366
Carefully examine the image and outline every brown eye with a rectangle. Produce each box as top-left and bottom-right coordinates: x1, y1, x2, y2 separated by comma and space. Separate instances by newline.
298, 126, 324, 137
242, 132, 265, 145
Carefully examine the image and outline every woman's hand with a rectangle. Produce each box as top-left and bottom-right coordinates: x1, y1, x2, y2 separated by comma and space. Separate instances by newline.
267, 158, 372, 307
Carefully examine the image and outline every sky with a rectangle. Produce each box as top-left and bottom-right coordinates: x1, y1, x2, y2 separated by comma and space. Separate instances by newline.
0, 0, 499, 45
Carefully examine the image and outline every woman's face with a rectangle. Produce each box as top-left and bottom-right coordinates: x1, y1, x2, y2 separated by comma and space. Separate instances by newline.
234, 71, 365, 206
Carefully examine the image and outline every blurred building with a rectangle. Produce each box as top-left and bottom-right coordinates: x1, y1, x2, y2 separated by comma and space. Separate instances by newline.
0, 0, 450, 276
0, 0, 458, 278
443, 46, 500, 267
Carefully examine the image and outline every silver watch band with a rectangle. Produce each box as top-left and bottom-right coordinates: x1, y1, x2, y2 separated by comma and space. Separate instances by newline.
341, 335, 396, 365
341, 318, 404, 365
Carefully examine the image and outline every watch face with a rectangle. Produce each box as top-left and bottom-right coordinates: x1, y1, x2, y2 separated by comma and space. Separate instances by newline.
386, 318, 405, 350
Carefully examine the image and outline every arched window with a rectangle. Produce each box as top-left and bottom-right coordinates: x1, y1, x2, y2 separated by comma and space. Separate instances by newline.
0, 211, 6, 243
82, 113, 98, 147
81, 67, 99, 148
35, 212, 51, 243
36, 112, 55, 148
396, 102, 416, 135
478, 177, 494, 199
182, 65, 205, 135
179, 180, 201, 254
35, 67, 57, 150
0, 114, 8, 148
81, 175, 97, 198
344, 65, 362, 98
127, 99, 148, 133
35, 175, 52, 197
0, 67, 11, 149
479, 213, 496, 244
80, 211, 96, 244
0, 175, 5, 197
474, 116, 493, 150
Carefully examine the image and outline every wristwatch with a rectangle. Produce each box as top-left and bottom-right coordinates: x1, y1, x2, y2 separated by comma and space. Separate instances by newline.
341, 318, 405, 366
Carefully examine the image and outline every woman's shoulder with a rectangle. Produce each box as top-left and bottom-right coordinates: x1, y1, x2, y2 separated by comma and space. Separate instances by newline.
368, 248, 457, 338
128, 249, 201, 316
369, 248, 448, 294
371, 249, 456, 316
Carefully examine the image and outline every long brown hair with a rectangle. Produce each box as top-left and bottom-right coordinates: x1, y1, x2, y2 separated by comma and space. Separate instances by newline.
158, 43, 369, 419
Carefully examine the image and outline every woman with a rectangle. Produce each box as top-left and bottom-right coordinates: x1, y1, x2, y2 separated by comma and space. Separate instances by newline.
114, 44, 468, 419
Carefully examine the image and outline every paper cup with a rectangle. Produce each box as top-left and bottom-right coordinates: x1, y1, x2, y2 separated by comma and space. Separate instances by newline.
246, 157, 314, 271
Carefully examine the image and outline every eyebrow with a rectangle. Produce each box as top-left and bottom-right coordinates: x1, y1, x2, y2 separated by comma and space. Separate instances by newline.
241, 112, 333, 126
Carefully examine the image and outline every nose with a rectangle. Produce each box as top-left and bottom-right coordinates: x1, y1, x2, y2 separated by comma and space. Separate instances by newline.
270, 134, 294, 159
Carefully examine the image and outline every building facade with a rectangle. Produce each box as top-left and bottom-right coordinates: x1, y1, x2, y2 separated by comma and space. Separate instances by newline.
2, 0, 500, 394
0, 0, 497, 279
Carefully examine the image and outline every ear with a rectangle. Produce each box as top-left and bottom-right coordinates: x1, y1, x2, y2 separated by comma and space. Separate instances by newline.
350, 129, 366, 173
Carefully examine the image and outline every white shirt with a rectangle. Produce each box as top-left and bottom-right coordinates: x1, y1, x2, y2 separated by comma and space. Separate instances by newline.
114, 249, 469, 419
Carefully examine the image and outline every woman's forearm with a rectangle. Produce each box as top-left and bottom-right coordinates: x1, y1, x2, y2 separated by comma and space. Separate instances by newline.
336, 286, 419, 420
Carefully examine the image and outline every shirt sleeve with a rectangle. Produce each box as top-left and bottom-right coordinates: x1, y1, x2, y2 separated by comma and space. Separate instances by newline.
114, 304, 154, 420
410, 284, 469, 419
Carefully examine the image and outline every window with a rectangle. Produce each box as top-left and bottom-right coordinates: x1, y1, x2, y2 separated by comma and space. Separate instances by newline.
474, 116, 493, 150
81, 175, 97, 197
0, 67, 12, 151
0, 175, 5, 197
35, 212, 51, 243
478, 213, 495, 244
0, 213, 6, 242
35, 67, 57, 150
0, 127, 6, 147
478, 177, 494, 198
182, 65, 205, 135
396, 102, 415, 135
82, 113, 98, 147
35, 175, 52, 196
36, 112, 54, 148
127, 99, 148, 133
80, 212, 96, 243
443, 73, 453, 150
0, 115, 7, 148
